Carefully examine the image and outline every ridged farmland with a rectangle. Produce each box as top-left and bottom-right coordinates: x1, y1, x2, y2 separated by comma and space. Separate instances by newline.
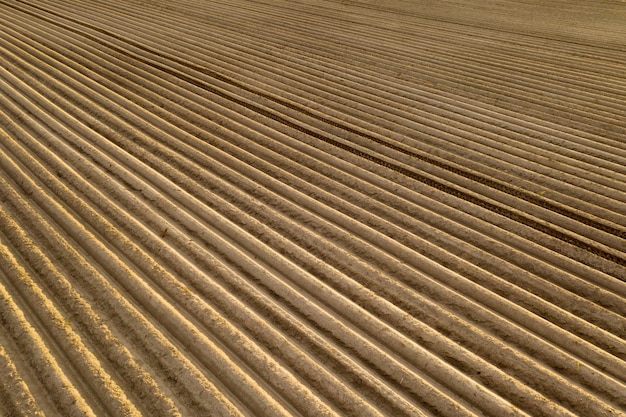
1, 0, 625, 416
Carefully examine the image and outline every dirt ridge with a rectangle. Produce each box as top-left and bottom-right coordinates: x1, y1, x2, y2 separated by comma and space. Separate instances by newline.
1, 0, 625, 416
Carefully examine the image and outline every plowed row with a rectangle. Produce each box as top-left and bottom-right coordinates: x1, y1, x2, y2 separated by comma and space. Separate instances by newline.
1, 0, 625, 416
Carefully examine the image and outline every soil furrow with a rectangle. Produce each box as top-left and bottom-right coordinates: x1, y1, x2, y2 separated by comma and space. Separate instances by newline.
0, 61, 481, 417
0, 250, 97, 417
4, 0, 624, 322
0, 325, 45, 416
106, 0, 624, 130
0, 54, 596, 416
11, 0, 626, 150
2, 6, 620, 358
0, 181, 141, 417
163, 5, 620, 138
0, 124, 184, 416
31, 2, 624, 154
2, 42, 620, 412
7, 8, 621, 271
3, 8, 620, 330
1, 0, 625, 416
0, 111, 254, 416
42, 0, 626, 103
31, 1, 624, 189
4, 0, 624, 208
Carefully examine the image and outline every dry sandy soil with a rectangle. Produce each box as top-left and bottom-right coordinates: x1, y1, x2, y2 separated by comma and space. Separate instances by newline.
1, 0, 625, 416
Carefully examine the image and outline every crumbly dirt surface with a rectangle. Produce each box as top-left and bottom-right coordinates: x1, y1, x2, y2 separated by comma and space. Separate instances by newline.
1, 0, 625, 416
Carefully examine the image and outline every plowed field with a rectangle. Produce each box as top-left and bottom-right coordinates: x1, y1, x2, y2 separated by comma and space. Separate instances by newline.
1, 0, 625, 416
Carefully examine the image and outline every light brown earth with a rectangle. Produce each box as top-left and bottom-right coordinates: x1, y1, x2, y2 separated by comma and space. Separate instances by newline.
1, 0, 625, 416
